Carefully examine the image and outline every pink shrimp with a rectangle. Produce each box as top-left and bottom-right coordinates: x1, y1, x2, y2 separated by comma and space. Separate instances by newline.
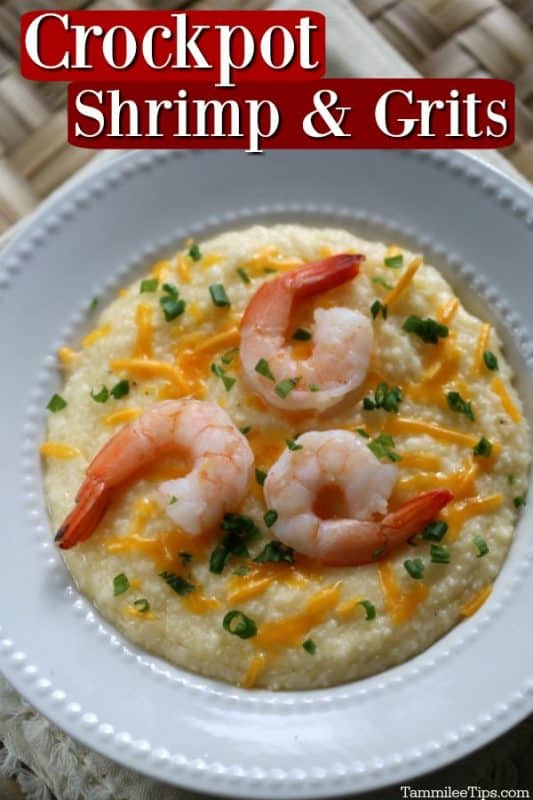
263, 430, 453, 565
239, 254, 372, 411
55, 399, 254, 549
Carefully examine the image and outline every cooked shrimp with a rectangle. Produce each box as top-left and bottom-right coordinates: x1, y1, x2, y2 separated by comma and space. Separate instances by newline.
263, 431, 453, 565
239, 254, 372, 411
55, 399, 254, 549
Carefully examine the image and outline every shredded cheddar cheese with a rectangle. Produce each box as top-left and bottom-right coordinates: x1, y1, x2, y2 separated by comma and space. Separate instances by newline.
442, 494, 504, 540
58, 346, 77, 365
437, 297, 459, 325
378, 562, 428, 624
335, 596, 364, 620
187, 302, 205, 323
82, 322, 112, 349
182, 593, 221, 615
102, 408, 142, 427
255, 582, 342, 649
193, 326, 240, 355
134, 304, 153, 358
122, 605, 156, 621
151, 259, 170, 278
459, 585, 492, 617
384, 257, 422, 308
201, 252, 223, 268
110, 358, 188, 391
491, 376, 521, 422
40, 442, 81, 459
177, 254, 191, 283
240, 653, 267, 689
472, 323, 491, 376
399, 452, 441, 471
385, 417, 478, 448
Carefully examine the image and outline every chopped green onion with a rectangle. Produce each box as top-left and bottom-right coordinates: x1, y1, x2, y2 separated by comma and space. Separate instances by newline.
372, 276, 393, 290
474, 536, 489, 558
162, 282, 178, 298
47, 394, 67, 413
286, 438, 303, 451
430, 544, 451, 564
384, 254, 403, 269
292, 328, 312, 341
179, 552, 192, 565
309, 384, 320, 392
188, 243, 202, 262
255, 358, 275, 381
222, 610, 257, 639
253, 540, 294, 564
209, 284, 231, 307
113, 573, 129, 596
356, 428, 370, 439
140, 278, 159, 293
514, 493, 527, 509
371, 546, 385, 560
367, 433, 401, 463
473, 436, 492, 457
233, 565, 250, 576
404, 558, 425, 579
160, 291, 186, 322
483, 351, 498, 371
209, 513, 261, 574
159, 571, 195, 595
255, 468, 267, 486
133, 598, 150, 613
402, 316, 449, 344
239, 425, 252, 435
363, 381, 402, 413
221, 347, 237, 365
421, 521, 448, 542
359, 600, 376, 621
263, 509, 278, 528
302, 639, 316, 655
110, 379, 130, 399
236, 267, 250, 284
211, 363, 236, 392
508, 474, 515, 485
275, 377, 300, 399
90, 385, 109, 403
371, 300, 388, 320
168, 496, 177, 505
447, 391, 475, 421
89, 297, 98, 312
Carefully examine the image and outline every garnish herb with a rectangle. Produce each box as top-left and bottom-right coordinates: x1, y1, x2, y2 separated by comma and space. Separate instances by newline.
421, 521, 448, 542
221, 347, 237, 365
236, 267, 250, 284
211, 363, 236, 392
254, 540, 294, 564
222, 610, 257, 639
209, 284, 231, 308
89, 297, 98, 312
473, 436, 492, 457
384, 254, 403, 269
371, 300, 388, 320
372, 276, 393, 290
483, 351, 499, 371
286, 438, 303, 451
255, 468, 267, 486
356, 428, 370, 439
179, 552, 192, 565
508, 474, 515, 485
367, 433, 401, 463
140, 278, 159, 293
514, 493, 527, 509
402, 316, 449, 344
209, 513, 261, 574
447, 391, 475, 421
359, 600, 376, 621
47, 394, 67, 412
430, 544, 451, 564
188, 243, 202, 262
303, 639, 316, 655
110, 379, 130, 399
404, 558, 425, 580
133, 598, 150, 613
240, 425, 252, 435
91, 386, 109, 403
363, 381, 402, 413
233, 566, 250, 576
371, 546, 385, 560
159, 571, 195, 595
292, 328, 312, 341
160, 283, 186, 322
255, 358, 275, 381
264, 267, 277, 274
169, 496, 177, 505
474, 536, 489, 558
113, 573, 129, 596
309, 384, 320, 392
263, 509, 278, 528
275, 377, 300, 399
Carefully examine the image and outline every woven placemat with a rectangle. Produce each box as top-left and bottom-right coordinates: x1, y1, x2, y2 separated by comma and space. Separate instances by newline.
0, 0, 531, 235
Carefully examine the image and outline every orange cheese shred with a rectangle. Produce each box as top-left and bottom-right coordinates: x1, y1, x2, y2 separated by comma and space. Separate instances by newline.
82, 322, 112, 349
110, 358, 188, 391
437, 297, 459, 326
459, 585, 492, 617
254, 582, 342, 649
335, 596, 364, 620
102, 408, 142, 427
177, 254, 191, 283
384, 257, 422, 308
385, 417, 478, 448
491, 376, 521, 423
442, 493, 504, 541
40, 442, 81, 459
182, 593, 221, 615
378, 562, 428, 624
240, 653, 267, 689
58, 346, 77, 365
472, 323, 491, 376
122, 605, 156, 622
134, 304, 153, 358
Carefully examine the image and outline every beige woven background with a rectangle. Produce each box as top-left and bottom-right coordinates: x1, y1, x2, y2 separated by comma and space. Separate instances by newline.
0, 0, 532, 235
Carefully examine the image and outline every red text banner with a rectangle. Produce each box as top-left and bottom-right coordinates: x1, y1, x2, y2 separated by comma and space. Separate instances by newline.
68, 79, 515, 152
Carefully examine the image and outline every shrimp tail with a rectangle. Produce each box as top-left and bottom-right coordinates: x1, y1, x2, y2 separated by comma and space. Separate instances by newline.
383, 489, 454, 545
288, 254, 365, 299
55, 477, 110, 549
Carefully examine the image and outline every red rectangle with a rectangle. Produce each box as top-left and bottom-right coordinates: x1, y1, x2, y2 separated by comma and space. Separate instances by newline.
21, 10, 325, 85
67, 79, 515, 151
